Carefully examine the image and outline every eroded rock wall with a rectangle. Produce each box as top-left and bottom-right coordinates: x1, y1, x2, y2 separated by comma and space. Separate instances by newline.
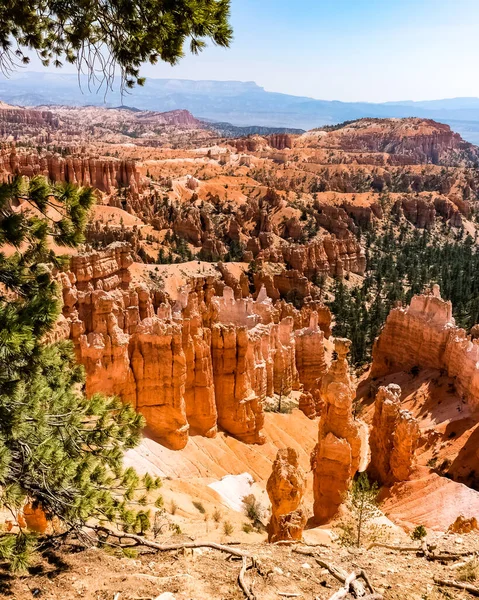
60, 244, 329, 449
371, 286, 479, 409
0, 145, 143, 197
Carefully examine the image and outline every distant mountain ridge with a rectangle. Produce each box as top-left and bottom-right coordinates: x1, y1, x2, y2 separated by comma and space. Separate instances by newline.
3, 72, 479, 143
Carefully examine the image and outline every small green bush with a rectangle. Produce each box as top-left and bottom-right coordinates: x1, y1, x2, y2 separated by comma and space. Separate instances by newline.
411, 525, 427, 540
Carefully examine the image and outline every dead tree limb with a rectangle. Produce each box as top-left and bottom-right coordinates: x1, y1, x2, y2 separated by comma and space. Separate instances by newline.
238, 556, 256, 600
293, 547, 378, 598
329, 571, 358, 600
367, 541, 475, 562
357, 569, 375, 594
434, 577, 479, 597
367, 542, 422, 552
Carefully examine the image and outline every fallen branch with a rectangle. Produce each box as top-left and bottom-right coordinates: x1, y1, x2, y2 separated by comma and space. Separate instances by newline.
329, 571, 358, 600
367, 543, 421, 552
277, 594, 301, 598
434, 577, 479, 597
367, 541, 475, 562
293, 548, 381, 598
238, 556, 256, 600
273, 540, 302, 546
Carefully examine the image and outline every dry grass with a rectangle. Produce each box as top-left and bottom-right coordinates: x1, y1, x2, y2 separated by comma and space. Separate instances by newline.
223, 521, 234, 536
457, 558, 479, 582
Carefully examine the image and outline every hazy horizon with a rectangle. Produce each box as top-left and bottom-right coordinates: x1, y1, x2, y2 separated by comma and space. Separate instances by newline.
5, 70, 479, 107
14, 0, 479, 103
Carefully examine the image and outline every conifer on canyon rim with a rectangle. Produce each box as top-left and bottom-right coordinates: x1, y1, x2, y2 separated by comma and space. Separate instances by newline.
0, 177, 160, 571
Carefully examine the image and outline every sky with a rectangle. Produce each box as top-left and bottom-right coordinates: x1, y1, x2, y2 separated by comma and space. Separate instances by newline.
24, 0, 479, 103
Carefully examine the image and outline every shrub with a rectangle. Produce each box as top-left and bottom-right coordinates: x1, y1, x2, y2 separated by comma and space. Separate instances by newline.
212, 508, 222, 523
170, 499, 178, 515
242, 494, 264, 526
242, 523, 253, 534
223, 521, 234, 536
192, 501, 206, 514
410, 365, 420, 377
411, 525, 427, 541
169, 523, 182, 535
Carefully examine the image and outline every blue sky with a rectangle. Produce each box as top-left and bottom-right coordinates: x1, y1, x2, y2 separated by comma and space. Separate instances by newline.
26, 0, 479, 102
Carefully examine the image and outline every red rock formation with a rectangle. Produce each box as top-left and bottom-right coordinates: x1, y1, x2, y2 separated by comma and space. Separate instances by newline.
211, 324, 266, 444
371, 286, 479, 409
0, 105, 58, 128
448, 515, 478, 534
62, 246, 331, 449
294, 312, 327, 391
182, 314, 217, 438
210, 291, 299, 444
0, 145, 143, 197
267, 134, 294, 150
369, 384, 420, 486
266, 448, 307, 542
311, 338, 362, 524
298, 390, 323, 420
278, 235, 365, 278
312, 118, 475, 165
371, 287, 454, 377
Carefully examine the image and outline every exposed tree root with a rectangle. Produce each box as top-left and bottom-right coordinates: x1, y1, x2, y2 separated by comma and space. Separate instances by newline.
434, 577, 479, 597
92, 526, 257, 599
93, 526, 249, 557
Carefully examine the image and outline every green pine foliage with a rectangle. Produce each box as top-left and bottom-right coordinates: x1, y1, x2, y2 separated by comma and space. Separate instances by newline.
0, 177, 160, 571
0, 1, 232, 89
329, 223, 479, 366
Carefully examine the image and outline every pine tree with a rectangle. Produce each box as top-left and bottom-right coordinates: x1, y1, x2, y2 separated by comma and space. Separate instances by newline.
0, 177, 160, 571
347, 473, 379, 547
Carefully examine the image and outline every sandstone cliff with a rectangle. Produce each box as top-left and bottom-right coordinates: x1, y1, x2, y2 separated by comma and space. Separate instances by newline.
371, 286, 479, 409
0, 145, 143, 197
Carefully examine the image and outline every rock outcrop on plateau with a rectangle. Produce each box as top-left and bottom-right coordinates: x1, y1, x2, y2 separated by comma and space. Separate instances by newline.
311, 338, 363, 524
58, 243, 331, 450
371, 286, 479, 409
369, 384, 420, 485
0, 145, 143, 197
266, 447, 307, 542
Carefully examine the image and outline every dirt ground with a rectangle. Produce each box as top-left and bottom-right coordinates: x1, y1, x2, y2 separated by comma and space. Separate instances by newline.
3, 532, 479, 600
